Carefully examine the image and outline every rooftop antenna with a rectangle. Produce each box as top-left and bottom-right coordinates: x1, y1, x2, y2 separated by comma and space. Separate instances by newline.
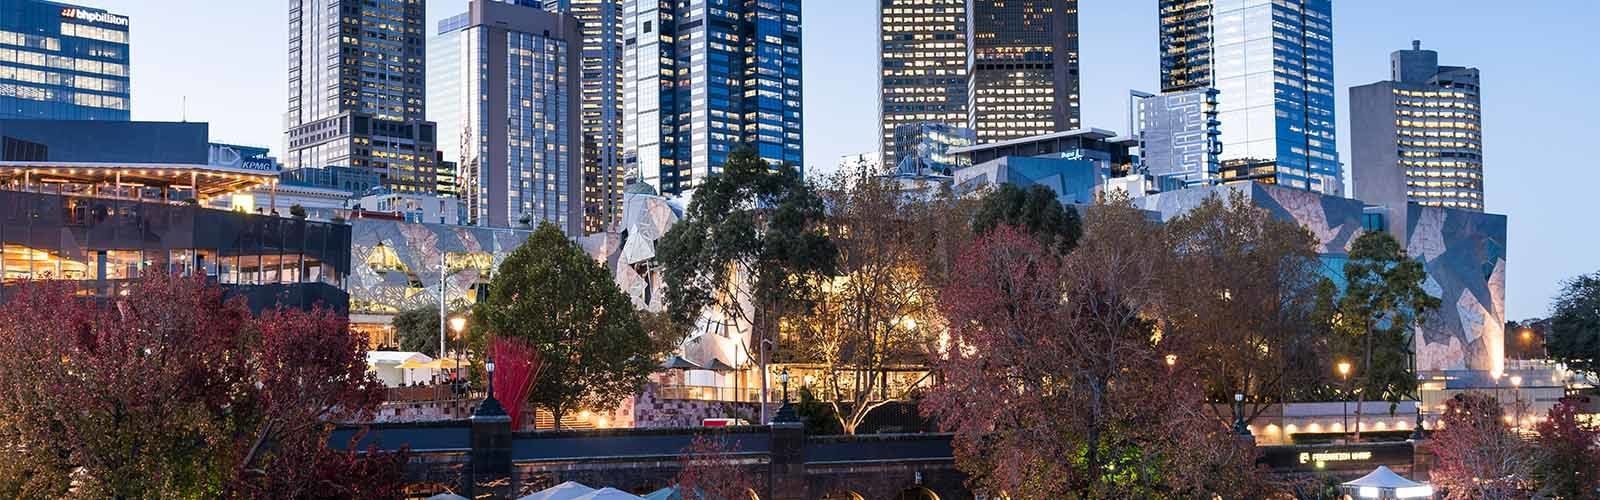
181, 95, 187, 122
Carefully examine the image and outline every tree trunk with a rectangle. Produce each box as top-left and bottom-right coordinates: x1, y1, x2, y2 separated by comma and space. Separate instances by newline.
553, 404, 563, 431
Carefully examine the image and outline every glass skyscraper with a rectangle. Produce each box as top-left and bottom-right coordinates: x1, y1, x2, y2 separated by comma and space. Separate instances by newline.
434, 1, 583, 234
284, 0, 439, 195
1351, 41, 1483, 212
968, 0, 1080, 144
623, 0, 803, 195
0, 0, 129, 120
878, 0, 967, 169
544, 0, 626, 234
1159, 0, 1339, 195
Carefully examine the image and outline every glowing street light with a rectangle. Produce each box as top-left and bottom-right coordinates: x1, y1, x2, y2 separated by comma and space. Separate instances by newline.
1338, 361, 1353, 437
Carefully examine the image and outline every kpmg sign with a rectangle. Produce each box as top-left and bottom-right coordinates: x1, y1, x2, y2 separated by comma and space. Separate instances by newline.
208, 144, 280, 174
60, 8, 129, 27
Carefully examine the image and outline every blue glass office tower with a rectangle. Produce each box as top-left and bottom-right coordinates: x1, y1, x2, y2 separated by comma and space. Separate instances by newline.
1159, 0, 1339, 196
624, 0, 803, 195
0, 0, 129, 120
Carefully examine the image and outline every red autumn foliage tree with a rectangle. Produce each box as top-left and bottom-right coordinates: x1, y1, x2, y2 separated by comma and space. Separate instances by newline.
923, 200, 1268, 499
1427, 391, 1533, 499
0, 274, 406, 498
1530, 399, 1600, 498
491, 337, 543, 430
674, 433, 758, 500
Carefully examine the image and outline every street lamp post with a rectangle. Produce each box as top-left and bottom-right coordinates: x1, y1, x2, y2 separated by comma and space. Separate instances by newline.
450, 315, 467, 390
1165, 354, 1177, 374
1232, 393, 1251, 437
1337, 361, 1351, 437
1511, 375, 1523, 430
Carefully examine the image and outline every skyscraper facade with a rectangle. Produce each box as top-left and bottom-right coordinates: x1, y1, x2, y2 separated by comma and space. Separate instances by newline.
435, 0, 583, 234
878, 0, 967, 169
544, 0, 626, 234
284, 0, 439, 194
1350, 41, 1483, 212
0, 0, 129, 120
968, 0, 1079, 144
1158, 0, 1339, 196
623, 0, 803, 195
1133, 88, 1220, 187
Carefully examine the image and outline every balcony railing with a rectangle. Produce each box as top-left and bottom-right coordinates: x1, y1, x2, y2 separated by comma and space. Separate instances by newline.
654, 384, 775, 403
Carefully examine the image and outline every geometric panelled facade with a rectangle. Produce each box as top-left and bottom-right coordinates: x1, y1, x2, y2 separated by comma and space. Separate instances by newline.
285, 0, 439, 194
347, 218, 530, 317
1351, 41, 1484, 213
1134, 87, 1221, 187
878, 0, 968, 168
1159, 0, 1340, 196
968, 0, 1080, 144
623, 0, 804, 195
0, 0, 130, 121
1136, 182, 1507, 374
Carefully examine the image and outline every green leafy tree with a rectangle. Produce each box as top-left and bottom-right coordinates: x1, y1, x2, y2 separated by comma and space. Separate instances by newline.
656, 146, 835, 408
1336, 231, 1440, 440
971, 183, 1082, 255
1548, 271, 1600, 378
391, 306, 441, 354
473, 223, 657, 429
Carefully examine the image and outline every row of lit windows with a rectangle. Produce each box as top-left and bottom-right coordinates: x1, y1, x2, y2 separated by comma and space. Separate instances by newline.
0, 66, 126, 93
1406, 169, 1482, 179
1401, 160, 1479, 168
0, 47, 127, 77
0, 83, 127, 109
1398, 120, 1479, 131
1395, 89, 1471, 99
1406, 180, 1480, 189
1397, 109, 1477, 119
1407, 190, 1481, 199
1398, 129, 1479, 140
1396, 98, 1477, 110
59, 23, 128, 45
1400, 140, 1479, 150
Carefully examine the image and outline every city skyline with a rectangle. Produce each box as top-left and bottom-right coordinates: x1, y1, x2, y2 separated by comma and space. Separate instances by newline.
67, 0, 1599, 320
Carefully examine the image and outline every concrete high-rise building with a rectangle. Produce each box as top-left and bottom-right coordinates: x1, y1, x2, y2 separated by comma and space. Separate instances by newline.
1132, 88, 1220, 188
285, 0, 439, 194
543, 0, 625, 234
968, 0, 1079, 144
878, 0, 968, 168
623, 0, 803, 195
1158, 0, 1339, 196
433, 1, 583, 234
0, 0, 129, 120
1351, 41, 1483, 212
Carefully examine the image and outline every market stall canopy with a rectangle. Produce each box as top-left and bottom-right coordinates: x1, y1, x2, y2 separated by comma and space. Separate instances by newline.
367, 351, 434, 366
518, 481, 596, 500
571, 487, 645, 500
425, 494, 469, 500
703, 358, 738, 372
1341, 466, 1433, 499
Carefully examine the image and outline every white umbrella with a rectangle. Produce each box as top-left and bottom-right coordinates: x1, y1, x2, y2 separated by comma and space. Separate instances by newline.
1341, 466, 1434, 499
519, 481, 598, 500
571, 487, 646, 500
426, 494, 469, 500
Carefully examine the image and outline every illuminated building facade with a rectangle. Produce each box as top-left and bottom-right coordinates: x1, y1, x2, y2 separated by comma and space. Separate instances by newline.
892, 122, 973, 176
1158, 0, 1340, 195
284, 0, 440, 195
1351, 41, 1483, 212
435, 1, 582, 234
0, 119, 350, 312
968, 0, 1079, 143
0, 0, 129, 120
623, 0, 803, 195
878, 0, 968, 168
543, 0, 626, 234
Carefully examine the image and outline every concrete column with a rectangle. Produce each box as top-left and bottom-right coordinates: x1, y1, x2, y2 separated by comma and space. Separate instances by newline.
768, 407, 807, 500
470, 401, 514, 498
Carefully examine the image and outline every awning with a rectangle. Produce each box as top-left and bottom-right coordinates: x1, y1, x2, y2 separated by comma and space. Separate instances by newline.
703, 358, 738, 372
1341, 466, 1433, 498
661, 355, 704, 370
518, 481, 596, 500
1, 161, 277, 199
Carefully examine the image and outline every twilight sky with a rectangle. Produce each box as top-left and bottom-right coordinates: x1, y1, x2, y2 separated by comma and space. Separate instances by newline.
89, 0, 1597, 320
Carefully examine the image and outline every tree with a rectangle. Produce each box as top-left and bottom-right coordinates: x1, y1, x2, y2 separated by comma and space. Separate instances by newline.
923, 199, 1266, 498
1160, 191, 1333, 423
674, 434, 758, 500
289, 203, 308, 219
1548, 271, 1600, 378
656, 146, 835, 416
0, 274, 403, 498
392, 305, 442, 354
788, 172, 940, 434
1335, 230, 1440, 440
1427, 392, 1532, 499
1530, 399, 1600, 497
971, 183, 1081, 255
474, 223, 657, 429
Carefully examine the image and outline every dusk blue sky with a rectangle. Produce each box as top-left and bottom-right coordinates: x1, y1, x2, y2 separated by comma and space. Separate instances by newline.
92, 0, 1596, 320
